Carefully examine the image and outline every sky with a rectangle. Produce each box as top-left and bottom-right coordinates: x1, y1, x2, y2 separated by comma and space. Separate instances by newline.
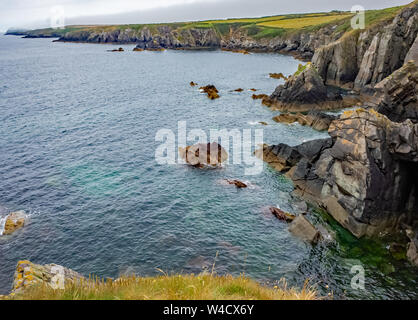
0, 0, 413, 32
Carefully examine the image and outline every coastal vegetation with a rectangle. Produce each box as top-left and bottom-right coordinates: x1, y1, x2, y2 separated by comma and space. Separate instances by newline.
5, 273, 317, 300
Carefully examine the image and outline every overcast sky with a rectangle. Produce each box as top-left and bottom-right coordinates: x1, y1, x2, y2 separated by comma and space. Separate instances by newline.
0, 0, 413, 32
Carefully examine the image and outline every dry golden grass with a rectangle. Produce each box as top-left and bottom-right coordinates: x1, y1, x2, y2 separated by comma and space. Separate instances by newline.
8, 274, 318, 300
257, 14, 352, 29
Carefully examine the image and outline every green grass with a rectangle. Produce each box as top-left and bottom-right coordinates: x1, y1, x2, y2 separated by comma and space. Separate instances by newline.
6, 274, 318, 300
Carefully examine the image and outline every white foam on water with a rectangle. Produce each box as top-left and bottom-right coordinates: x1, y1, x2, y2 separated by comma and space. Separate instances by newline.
0, 215, 7, 236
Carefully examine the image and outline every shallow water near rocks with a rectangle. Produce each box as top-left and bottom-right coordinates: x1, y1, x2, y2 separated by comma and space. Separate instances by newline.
0, 35, 417, 299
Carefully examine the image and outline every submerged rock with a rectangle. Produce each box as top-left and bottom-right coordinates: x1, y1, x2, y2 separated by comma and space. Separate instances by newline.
252, 94, 269, 100
225, 179, 248, 188
222, 48, 250, 54
179, 142, 228, 167
288, 215, 321, 244
199, 85, 220, 100
2, 211, 27, 236
12, 260, 84, 294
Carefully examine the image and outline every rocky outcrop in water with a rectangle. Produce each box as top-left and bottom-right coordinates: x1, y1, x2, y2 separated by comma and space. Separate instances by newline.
260, 108, 418, 238
265, 63, 344, 112
12, 260, 84, 294
273, 110, 337, 131
179, 142, 228, 167
199, 85, 220, 100
312, 2, 418, 90
1, 211, 27, 236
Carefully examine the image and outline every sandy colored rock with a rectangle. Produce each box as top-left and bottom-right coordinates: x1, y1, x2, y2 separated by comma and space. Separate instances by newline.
2, 211, 27, 236
179, 142, 228, 167
288, 216, 321, 243
12, 260, 84, 294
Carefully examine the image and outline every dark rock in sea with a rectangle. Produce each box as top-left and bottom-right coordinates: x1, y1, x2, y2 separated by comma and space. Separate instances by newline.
199, 85, 220, 100
190, 81, 198, 87
273, 110, 337, 131
225, 179, 248, 188
269, 207, 295, 222
367, 61, 418, 123
259, 121, 268, 126
133, 47, 144, 52
108, 47, 124, 52
288, 215, 321, 243
234, 88, 244, 92
179, 142, 228, 167
265, 63, 344, 112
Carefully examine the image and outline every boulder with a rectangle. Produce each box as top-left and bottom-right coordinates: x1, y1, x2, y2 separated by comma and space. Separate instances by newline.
288, 216, 321, 243
179, 142, 228, 167
190, 81, 198, 87
266, 63, 343, 112
234, 88, 244, 92
2, 211, 27, 236
12, 260, 84, 294
199, 85, 220, 100
225, 179, 247, 188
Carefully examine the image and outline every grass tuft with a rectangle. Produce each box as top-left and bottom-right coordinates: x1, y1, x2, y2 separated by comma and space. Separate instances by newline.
7, 274, 318, 300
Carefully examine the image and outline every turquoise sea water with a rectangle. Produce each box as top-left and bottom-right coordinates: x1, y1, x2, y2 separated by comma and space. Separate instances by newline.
0, 35, 417, 299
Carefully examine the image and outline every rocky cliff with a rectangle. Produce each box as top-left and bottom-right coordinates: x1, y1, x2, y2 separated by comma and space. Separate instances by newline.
261, 107, 418, 238
7, 15, 353, 60
312, 2, 418, 90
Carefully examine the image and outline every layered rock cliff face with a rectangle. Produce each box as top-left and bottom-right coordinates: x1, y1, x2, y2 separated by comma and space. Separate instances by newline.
367, 61, 418, 123
261, 107, 418, 238
312, 2, 418, 90
265, 63, 349, 111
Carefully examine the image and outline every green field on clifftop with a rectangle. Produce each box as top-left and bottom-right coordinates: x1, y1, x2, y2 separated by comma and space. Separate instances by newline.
11, 4, 407, 40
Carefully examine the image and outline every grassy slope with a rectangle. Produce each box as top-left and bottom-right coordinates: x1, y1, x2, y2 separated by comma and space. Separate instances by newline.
6, 274, 317, 300
16, 4, 407, 41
